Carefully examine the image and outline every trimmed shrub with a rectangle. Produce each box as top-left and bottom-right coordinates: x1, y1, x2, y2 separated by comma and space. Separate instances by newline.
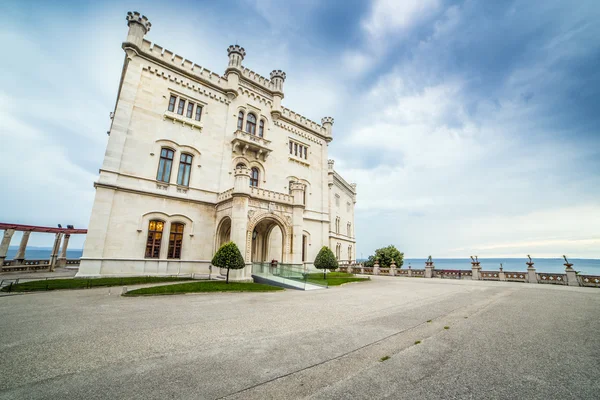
211, 242, 245, 283
314, 246, 339, 279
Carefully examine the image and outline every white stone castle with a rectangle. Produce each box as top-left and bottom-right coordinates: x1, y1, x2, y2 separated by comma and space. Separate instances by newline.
77, 12, 356, 279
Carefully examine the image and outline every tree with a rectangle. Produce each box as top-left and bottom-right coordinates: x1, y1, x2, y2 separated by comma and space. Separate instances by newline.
314, 246, 339, 279
365, 245, 404, 268
211, 242, 245, 283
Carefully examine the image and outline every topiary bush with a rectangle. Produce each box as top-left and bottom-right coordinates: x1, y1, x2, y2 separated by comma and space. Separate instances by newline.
211, 241, 245, 283
314, 246, 339, 279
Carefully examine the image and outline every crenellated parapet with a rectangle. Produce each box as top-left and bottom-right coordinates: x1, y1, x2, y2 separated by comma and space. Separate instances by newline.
240, 67, 277, 92
126, 11, 151, 33
227, 45, 246, 69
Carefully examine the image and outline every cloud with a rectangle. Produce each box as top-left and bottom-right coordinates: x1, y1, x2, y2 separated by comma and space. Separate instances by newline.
362, 0, 441, 39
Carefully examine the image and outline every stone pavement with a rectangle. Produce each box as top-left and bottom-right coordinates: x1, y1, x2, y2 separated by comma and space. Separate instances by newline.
0, 277, 598, 399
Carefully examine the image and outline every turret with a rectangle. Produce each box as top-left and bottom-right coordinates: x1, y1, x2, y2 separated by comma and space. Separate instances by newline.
227, 45, 246, 70
321, 117, 334, 139
232, 165, 250, 196
270, 70, 286, 120
290, 182, 306, 207
125, 11, 151, 48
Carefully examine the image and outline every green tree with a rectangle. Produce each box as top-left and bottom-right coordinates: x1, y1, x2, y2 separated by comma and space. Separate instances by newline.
314, 246, 339, 279
365, 245, 404, 268
211, 242, 245, 283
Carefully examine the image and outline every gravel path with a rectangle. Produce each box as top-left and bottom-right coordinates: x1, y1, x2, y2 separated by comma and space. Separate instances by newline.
0, 277, 598, 399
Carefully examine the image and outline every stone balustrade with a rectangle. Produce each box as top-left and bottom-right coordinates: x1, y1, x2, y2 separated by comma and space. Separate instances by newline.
249, 186, 293, 204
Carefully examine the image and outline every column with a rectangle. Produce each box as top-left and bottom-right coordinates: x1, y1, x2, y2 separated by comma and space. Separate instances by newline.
425, 257, 434, 278
471, 256, 481, 280
290, 182, 306, 265
499, 264, 506, 281
50, 232, 63, 272
230, 167, 250, 281
14, 231, 31, 265
390, 259, 396, 276
563, 256, 579, 287
373, 259, 380, 275
526, 256, 537, 284
0, 229, 15, 266
57, 234, 71, 267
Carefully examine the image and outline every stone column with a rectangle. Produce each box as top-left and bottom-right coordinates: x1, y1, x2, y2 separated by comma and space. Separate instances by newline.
49, 232, 63, 271
425, 259, 434, 278
408, 266, 413, 277
57, 234, 71, 267
373, 259, 380, 275
390, 259, 396, 276
526, 256, 537, 284
499, 263, 506, 281
471, 256, 481, 280
563, 256, 579, 287
14, 231, 31, 265
0, 229, 15, 266
290, 182, 306, 266
230, 167, 251, 281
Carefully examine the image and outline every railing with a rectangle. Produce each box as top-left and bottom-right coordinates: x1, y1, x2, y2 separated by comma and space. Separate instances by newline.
537, 273, 567, 285
480, 271, 500, 280
503, 272, 528, 282
217, 188, 233, 202
578, 275, 600, 288
250, 187, 293, 204
251, 262, 327, 290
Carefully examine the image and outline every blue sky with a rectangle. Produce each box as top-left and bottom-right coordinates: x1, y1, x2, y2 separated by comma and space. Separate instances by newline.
0, 0, 599, 258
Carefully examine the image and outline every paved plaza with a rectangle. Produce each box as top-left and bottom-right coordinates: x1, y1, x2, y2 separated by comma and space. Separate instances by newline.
0, 277, 599, 399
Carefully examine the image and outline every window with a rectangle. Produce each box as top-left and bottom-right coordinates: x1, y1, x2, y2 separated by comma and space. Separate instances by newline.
246, 113, 257, 135
335, 194, 340, 207
348, 245, 352, 262
195, 105, 202, 121
186, 102, 194, 118
167, 223, 184, 259
335, 217, 340, 234
157, 148, 174, 183
347, 223, 351, 237
289, 141, 308, 160
294, 143, 298, 156
302, 235, 307, 262
177, 99, 185, 115
289, 142, 293, 154
168, 95, 177, 112
336, 243, 341, 260
250, 167, 259, 187
177, 153, 193, 186
145, 220, 164, 258
259, 120, 265, 137
237, 111, 244, 130
304, 146, 307, 159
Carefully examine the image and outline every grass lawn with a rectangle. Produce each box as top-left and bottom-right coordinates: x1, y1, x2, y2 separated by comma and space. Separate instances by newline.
1, 276, 193, 292
305, 271, 370, 286
123, 281, 283, 296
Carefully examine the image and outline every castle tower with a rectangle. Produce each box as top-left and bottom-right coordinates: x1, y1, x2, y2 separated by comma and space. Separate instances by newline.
270, 70, 286, 119
125, 11, 151, 48
321, 117, 334, 139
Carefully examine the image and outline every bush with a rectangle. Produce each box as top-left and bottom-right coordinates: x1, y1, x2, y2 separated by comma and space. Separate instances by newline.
211, 242, 245, 283
365, 245, 404, 268
314, 246, 339, 279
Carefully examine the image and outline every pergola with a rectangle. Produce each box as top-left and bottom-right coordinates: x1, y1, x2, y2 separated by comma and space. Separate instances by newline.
0, 223, 87, 272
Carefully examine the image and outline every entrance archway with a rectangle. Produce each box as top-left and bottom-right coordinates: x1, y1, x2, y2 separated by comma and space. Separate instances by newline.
215, 216, 231, 251
251, 218, 283, 263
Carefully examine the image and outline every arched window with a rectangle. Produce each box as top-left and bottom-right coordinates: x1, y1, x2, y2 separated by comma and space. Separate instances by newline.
250, 167, 259, 187
246, 113, 257, 135
347, 222, 351, 237
348, 245, 352, 262
145, 220, 164, 258
335, 217, 340, 234
336, 243, 341, 260
259, 119, 265, 137
177, 153, 193, 186
157, 148, 174, 183
167, 223, 184, 259
237, 111, 244, 130
236, 163, 246, 169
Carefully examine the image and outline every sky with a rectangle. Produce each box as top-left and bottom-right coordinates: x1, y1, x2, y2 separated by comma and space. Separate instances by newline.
0, 0, 599, 258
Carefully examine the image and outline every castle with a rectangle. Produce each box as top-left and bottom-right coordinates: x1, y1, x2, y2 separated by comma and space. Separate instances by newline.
77, 12, 356, 280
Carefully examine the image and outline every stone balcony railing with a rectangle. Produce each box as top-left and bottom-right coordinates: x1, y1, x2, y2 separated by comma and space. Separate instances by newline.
217, 188, 233, 202
250, 186, 293, 204
231, 130, 272, 161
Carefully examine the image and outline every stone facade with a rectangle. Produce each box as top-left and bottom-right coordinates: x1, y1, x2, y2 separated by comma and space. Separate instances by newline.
77, 12, 356, 279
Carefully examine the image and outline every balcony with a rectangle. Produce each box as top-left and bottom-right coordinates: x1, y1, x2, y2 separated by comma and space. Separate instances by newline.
231, 130, 272, 161
163, 110, 204, 131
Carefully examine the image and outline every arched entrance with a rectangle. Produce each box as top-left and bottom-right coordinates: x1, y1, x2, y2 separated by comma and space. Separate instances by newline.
251, 219, 283, 263
246, 213, 292, 264
215, 216, 231, 250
